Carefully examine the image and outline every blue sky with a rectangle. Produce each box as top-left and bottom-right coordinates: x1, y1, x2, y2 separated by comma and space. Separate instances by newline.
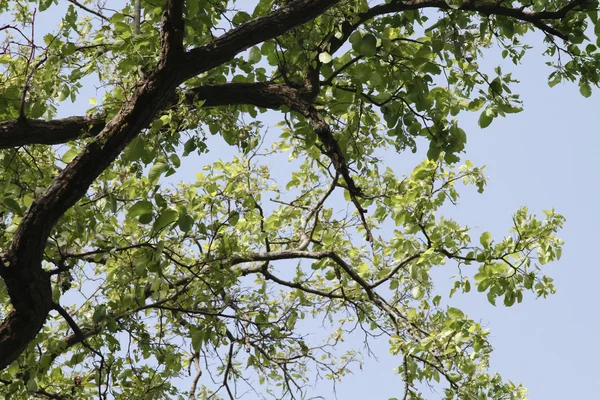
3, 2, 599, 399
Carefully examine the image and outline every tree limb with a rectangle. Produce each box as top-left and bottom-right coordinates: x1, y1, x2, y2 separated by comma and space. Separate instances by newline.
0, 116, 105, 149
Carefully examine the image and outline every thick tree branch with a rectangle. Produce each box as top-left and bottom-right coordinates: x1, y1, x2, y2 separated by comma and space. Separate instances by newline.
363, 0, 591, 40
0, 116, 105, 149
182, 0, 341, 80
0, 0, 187, 371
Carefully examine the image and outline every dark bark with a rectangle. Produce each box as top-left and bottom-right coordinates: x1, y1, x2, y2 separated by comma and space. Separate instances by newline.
182, 0, 340, 80
364, 0, 591, 40
0, 116, 105, 149
0, 0, 187, 370
0, 258, 52, 370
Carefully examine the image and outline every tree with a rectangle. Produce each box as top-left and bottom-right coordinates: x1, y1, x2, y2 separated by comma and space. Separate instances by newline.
0, 0, 595, 398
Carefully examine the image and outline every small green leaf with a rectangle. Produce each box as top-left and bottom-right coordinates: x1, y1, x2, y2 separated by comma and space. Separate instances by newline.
232, 11, 251, 26
190, 327, 203, 352
248, 46, 262, 64
487, 290, 497, 305
229, 210, 240, 226
61, 149, 78, 164
504, 292, 516, 307
148, 160, 169, 182
39, 0, 54, 12
353, 33, 378, 57
359, 34, 378, 56
445, 0, 464, 9
479, 231, 492, 248
478, 109, 494, 129
138, 213, 153, 224
447, 307, 464, 319
92, 304, 107, 323
26, 378, 38, 392
579, 82, 592, 98
123, 137, 145, 162
128, 200, 153, 219
2, 197, 22, 215
318, 52, 332, 64
152, 209, 179, 233
183, 138, 197, 156
57, 84, 70, 102
478, 279, 490, 292
412, 286, 424, 300
178, 213, 194, 232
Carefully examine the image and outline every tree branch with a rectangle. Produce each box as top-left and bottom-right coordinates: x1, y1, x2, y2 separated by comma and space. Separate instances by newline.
67, 0, 109, 21
0, 116, 105, 149
0, 0, 188, 371
363, 0, 591, 41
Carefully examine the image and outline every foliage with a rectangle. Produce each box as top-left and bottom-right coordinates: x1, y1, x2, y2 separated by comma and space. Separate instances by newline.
0, 0, 595, 398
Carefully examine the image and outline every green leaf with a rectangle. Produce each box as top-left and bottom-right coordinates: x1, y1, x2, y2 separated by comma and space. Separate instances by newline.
504, 292, 516, 307
123, 137, 145, 162
352, 33, 378, 57
26, 378, 38, 392
138, 213, 153, 224
248, 46, 262, 64
62, 42, 77, 56
128, 200, 153, 219
39, 0, 54, 12
228, 210, 240, 226
318, 52, 332, 64
479, 231, 492, 248
2, 197, 22, 215
190, 327, 203, 352
478, 109, 494, 129
445, 0, 464, 9
152, 209, 179, 233
412, 286, 424, 300
487, 290, 497, 305
548, 74, 562, 88
232, 11, 251, 26
57, 84, 70, 102
178, 213, 194, 232
61, 149, 78, 164
579, 82, 592, 98
183, 138, 197, 156
447, 307, 464, 319
92, 304, 107, 323
148, 160, 169, 182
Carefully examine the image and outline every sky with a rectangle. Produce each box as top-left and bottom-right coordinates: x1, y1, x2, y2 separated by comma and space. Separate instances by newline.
2, 1, 600, 399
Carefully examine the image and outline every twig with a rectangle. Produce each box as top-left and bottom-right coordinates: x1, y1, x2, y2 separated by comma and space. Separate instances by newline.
67, 0, 109, 21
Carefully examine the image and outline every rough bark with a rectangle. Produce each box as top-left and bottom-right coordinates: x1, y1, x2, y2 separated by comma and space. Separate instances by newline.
0, 0, 187, 370
0, 116, 105, 149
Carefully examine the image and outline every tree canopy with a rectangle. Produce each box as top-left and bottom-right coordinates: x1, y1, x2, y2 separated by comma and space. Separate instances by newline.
0, 0, 596, 398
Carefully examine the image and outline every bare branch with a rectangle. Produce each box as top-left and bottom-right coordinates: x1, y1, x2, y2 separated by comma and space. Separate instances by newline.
67, 0, 109, 21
